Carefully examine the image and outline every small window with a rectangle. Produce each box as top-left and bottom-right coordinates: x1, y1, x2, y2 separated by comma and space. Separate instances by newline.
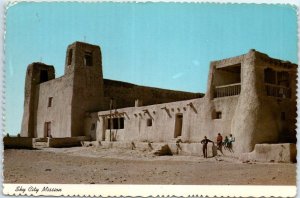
84, 52, 93, 66
107, 117, 124, 129
48, 97, 53, 107
68, 49, 73, 65
113, 118, 118, 129
90, 123, 96, 130
277, 71, 290, 87
107, 118, 111, 129
119, 117, 124, 129
216, 112, 222, 119
281, 112, 286, 121
147, 119, 152, 127
264, 68, 276, 84
212, 111, 222, 119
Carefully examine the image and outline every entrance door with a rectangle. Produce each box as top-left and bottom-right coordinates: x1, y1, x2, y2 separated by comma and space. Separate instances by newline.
174, 114, 183, 138
44, 122, 51, 137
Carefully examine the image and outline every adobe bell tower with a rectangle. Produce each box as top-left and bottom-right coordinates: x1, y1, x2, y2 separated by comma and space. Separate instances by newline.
65, 41, 105, 136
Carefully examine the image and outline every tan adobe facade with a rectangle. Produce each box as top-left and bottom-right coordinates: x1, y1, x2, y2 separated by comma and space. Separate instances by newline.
21, 41, 297, 155
21, 42, 201, 139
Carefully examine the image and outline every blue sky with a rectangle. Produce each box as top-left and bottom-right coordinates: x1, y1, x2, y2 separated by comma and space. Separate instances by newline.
5, 2, 298, 135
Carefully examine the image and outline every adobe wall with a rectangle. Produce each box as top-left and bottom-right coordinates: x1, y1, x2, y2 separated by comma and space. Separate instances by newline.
3, 137, 33, 149
35, 75, 74, 138
21, 63, 55, 137
97, 141, 235, 158
103, 79, 202, 109
87, 94, 239, 145
84, 113, 100, 141
240, 143, 296, 163
48, 136, 90, 148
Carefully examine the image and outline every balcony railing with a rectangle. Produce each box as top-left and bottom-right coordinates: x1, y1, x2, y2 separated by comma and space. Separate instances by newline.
265, 84, 291, 98
214, 83, 241, 98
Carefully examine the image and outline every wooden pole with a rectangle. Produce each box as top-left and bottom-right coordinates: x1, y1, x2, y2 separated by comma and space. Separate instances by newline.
109, 98, 113, 142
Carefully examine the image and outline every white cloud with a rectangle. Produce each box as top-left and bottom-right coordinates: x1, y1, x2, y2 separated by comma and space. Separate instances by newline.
172, 72, 184, 79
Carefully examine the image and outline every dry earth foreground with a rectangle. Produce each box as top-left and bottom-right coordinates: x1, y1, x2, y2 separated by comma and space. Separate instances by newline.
4, 146, 295, 185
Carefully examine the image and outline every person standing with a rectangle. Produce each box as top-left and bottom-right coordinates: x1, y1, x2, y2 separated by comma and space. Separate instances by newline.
216, 133, 223, 150
200, 136, 214, 158
228, 134, 235, 148
223, 136, 229, 149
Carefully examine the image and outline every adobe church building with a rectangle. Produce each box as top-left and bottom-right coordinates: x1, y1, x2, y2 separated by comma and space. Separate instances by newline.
9, 41, 296, 162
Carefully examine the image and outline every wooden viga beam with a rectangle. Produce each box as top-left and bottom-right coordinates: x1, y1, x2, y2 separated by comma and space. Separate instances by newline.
98, 112, 127, 118
161, 107, 172, 118
142, 109, 153, 120
187, 102, 198, 114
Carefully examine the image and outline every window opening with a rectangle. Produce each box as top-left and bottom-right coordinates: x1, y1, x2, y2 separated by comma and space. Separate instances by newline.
107, 117, 124, 129
264, 68, 276, 84
119, 117, 124, 129
277, 71, 290, 87
40, 70, 48, 83
216, 112, 222, 119
48, 97, 53, 107
147, 119, 152, 127
213, 111, 222, 119
84, 52, 93, 66
68, 49, 73, 65
213, 63, 241, 98
264, 68, 291, 98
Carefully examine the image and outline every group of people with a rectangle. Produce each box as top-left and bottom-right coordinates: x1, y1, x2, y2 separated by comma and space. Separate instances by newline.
200, 133, 235, 158
217, 133, 235, 150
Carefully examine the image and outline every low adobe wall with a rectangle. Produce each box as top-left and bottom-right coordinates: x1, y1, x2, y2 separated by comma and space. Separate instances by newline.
48, 136, 90, 148
240, 143, 296, 163
98, 141, 235, 158
3, 137, 33, 149
104, 129, 125, 142
98, 141, 295, 163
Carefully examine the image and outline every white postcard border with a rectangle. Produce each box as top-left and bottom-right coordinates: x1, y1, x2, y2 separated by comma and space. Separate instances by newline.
2, 184, 297, 197
1, 0, 299, 197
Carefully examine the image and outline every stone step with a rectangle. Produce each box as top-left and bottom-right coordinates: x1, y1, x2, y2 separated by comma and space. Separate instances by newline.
34, 138, 48, 143
33, 142, 49, 148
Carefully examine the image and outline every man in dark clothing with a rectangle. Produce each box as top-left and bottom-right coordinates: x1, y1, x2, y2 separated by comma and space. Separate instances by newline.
200, 136, 214, 158
216, 133, 223, 150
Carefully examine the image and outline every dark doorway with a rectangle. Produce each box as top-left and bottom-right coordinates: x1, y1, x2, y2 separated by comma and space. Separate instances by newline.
44, 122, 51, 137
40, 70, 48, 83
174, 114, 183, 138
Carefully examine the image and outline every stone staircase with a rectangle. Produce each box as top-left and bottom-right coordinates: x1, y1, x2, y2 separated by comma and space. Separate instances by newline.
33, 138, 49, 149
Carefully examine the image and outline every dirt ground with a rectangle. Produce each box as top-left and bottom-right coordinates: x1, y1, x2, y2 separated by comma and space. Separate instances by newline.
3, 146, 296, 185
